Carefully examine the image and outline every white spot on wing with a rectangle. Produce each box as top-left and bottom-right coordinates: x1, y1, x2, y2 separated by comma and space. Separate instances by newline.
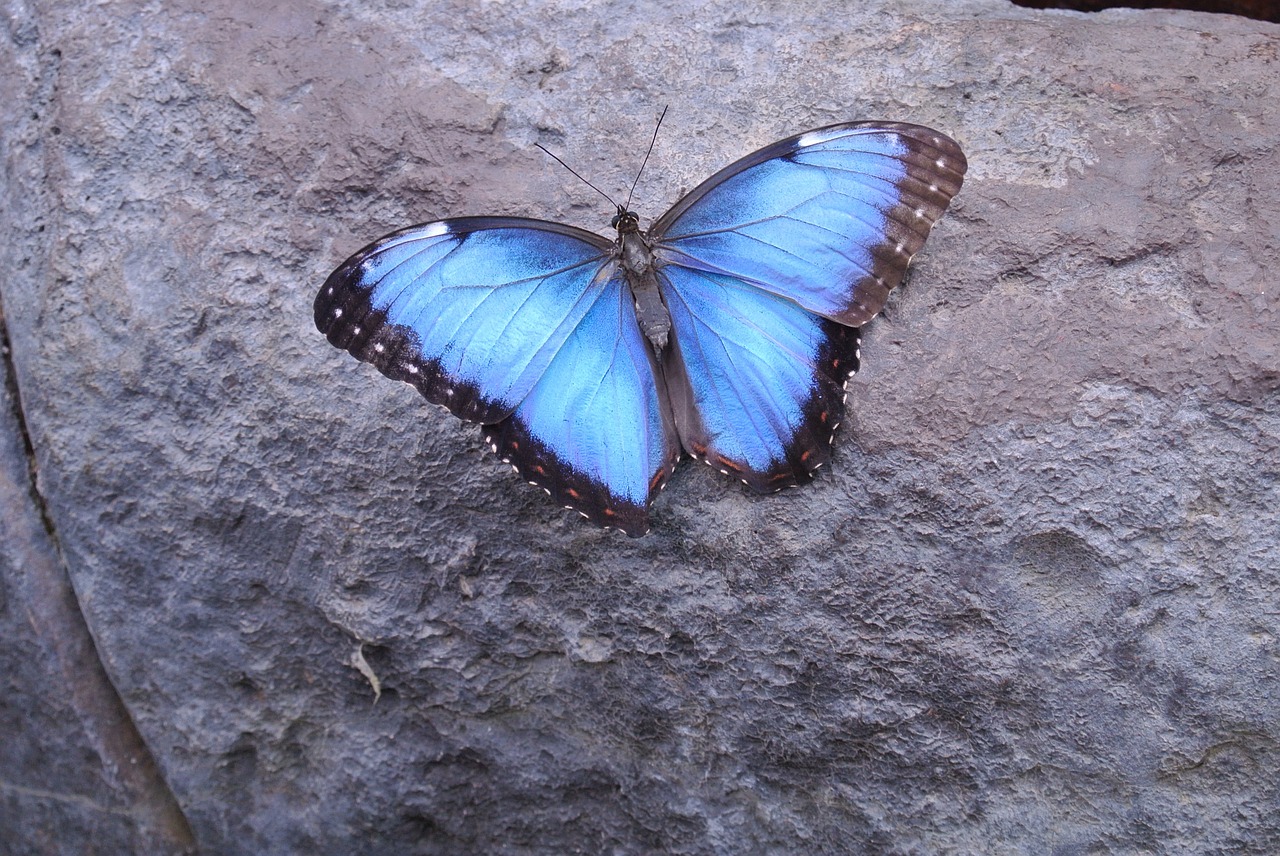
333, 308, 343, 318
796, 129, 832, 149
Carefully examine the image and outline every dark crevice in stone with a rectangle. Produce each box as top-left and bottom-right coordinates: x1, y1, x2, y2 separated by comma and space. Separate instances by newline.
0, 300, 57, 544
0, 302, 200, 854
0, 38, 200, 842
1011, 0, 1280, 24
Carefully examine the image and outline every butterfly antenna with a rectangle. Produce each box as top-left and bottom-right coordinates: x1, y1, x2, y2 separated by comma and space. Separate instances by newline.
534, 142, 619, 210
624, 106, 668, 212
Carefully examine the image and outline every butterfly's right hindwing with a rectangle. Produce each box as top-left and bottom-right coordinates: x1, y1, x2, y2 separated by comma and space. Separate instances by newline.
658, 265, 862, 492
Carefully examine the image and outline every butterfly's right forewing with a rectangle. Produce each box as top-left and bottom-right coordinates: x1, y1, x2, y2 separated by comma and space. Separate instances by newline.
648, 122, 965, 492
652, 122, 966, 328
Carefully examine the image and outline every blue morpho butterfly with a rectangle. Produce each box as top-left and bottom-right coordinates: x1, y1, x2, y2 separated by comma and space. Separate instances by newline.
316, 119, 966, 536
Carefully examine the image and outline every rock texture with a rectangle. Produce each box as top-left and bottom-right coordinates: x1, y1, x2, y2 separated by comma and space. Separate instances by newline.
2, 0, 1278, 852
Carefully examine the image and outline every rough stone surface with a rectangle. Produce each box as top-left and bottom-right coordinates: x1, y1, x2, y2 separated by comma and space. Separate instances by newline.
0, 328, 196, 853
2, 0, 1278, 853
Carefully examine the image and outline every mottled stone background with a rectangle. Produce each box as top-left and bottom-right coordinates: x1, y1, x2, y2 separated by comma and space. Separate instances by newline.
2, 0, 1277, 853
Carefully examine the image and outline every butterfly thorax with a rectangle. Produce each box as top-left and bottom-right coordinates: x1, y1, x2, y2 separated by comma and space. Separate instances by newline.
613, 209, 671, 352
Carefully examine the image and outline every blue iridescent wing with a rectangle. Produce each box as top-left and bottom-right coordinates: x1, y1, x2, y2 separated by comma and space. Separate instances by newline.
658, 265, 861, 490
316, 217, 679, 535
652, 122, 966, 327
650, 123, 965, 488
483, 272, 679, 536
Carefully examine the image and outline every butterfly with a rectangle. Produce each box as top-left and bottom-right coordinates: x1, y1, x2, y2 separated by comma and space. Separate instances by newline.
316, 120, 966, 536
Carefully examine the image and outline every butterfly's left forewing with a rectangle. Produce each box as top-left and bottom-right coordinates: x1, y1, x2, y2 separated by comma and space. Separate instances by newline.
317, 218, 615, 425
316, 217, 678, 535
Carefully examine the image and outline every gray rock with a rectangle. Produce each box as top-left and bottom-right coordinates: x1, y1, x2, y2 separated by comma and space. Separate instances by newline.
0, 334, 195, 854
2, 0, 1277, 852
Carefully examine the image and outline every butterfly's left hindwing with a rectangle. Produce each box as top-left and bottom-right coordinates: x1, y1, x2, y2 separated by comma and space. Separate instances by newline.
316, 217, 678, 535
485, 272, 680, 536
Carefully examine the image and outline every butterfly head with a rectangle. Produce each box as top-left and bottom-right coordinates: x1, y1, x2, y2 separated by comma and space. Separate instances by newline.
611, 208, 641, 234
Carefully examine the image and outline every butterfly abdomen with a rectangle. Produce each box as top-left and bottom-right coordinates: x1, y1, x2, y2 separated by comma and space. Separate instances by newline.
618, 220, 672, 351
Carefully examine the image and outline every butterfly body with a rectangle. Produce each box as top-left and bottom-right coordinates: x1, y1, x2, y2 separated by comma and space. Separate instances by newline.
614, 210, 672, 351
317, 122, 966, 536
